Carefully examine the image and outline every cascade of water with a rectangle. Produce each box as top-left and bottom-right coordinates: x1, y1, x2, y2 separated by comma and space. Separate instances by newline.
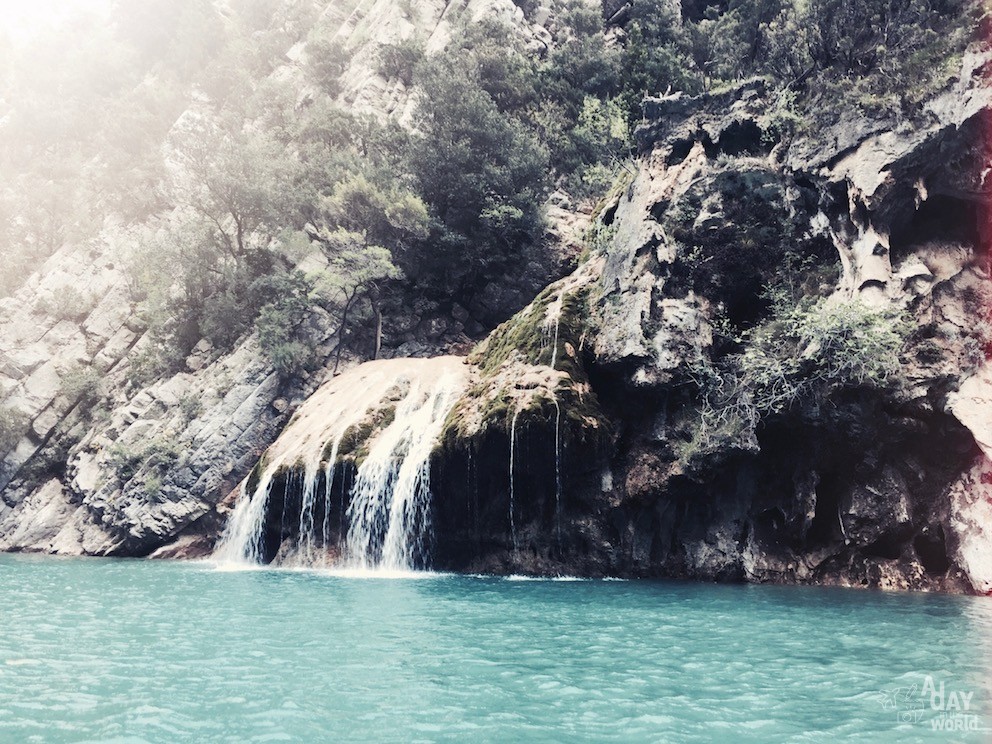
345, 374, 463, 570
544, 291, 565, 370
213, 358, 468, 570
509, 407, 520, 553
550, 300, 562, 371
338, 462, 347, 549
319, 434, 344, 567
552, 396, 562, 549
214, 470, 276, 564
294, 457, 321, 565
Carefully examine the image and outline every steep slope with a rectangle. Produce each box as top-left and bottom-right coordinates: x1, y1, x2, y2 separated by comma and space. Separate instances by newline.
0, 0, 565, 557
216, 48, 992, 593
425, 51, 992, 591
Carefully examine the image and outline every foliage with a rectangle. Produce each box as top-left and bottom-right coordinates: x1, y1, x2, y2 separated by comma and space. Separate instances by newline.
619, 0, 702, 123
179, 394, 204, 424
167, 121, 303, 259
694, 296, 907, 425
36, 286, 94, 322
254, 271, 315, 378
107, 437, 183, 483
1, 0, 316, 299
378, 37, 425, 86
407, 51, 549, 294
305, 34, 352, 96
745, 298, 906, 410
312, 231, 403, 369
59, 364, 104, 415
607, 0, 977, 126
0, 406, 27, 456
680, 293, 907, 468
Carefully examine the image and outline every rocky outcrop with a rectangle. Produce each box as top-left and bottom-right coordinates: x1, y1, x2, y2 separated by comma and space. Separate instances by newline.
2, 5, 989, 596
0, 0, 571, 558
145, 50, 991, 592
420, 52, 992, 592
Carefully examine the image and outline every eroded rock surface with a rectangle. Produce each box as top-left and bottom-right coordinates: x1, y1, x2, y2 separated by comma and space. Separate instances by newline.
423, 55, 992, 592
0, 0, 568, 558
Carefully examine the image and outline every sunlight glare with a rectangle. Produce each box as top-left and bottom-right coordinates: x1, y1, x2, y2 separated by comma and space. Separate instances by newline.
0, 0, 111, 41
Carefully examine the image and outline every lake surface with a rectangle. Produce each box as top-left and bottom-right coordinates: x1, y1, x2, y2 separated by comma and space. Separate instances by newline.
1, 555, 990, 743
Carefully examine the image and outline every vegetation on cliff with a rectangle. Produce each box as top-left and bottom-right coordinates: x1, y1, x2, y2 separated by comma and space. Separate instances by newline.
0, 0, 985, 569
2, 0, 979, 393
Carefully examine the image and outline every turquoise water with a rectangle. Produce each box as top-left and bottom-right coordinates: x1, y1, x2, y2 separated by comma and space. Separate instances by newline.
1, 555, 991, 743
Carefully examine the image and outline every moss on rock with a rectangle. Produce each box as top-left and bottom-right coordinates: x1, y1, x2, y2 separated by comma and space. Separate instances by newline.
442, 258, 611, 452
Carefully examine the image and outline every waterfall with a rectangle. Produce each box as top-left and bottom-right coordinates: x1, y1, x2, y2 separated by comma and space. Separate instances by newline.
296, 456, 322, 565
552, 396, 562, 548
213, 357, 467, 571
344, 374, 463, 570
319, 435, 344, 568
509, 408, 520, 553
544, 291, 565, 370
213, 471, 276, 564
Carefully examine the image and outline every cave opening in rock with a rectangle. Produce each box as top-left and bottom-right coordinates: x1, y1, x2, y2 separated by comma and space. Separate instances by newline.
914, 528, 951, 575
806, 472, 845, 548
703, 119, 768, 158
888, 194, 980, 263
864, 531, 909, 560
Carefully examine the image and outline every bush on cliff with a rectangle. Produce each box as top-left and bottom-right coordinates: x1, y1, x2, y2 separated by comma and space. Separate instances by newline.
406, 52, 549, 298
0, 406, 27, 456
741, 297, 908, 413
682, 295, 907, 467
696, 296, 907, 425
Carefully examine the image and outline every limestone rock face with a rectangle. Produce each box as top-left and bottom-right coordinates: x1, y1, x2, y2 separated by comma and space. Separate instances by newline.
422, 54, 992, 593
1, 5, 989, 595
0, 0, 566, 558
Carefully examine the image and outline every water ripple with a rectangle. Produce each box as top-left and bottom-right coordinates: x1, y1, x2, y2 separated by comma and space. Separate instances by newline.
1, 555, 990, 742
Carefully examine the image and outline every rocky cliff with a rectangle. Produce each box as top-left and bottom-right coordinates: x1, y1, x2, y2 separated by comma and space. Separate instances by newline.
2, 2, 990, 595
424, 52, 992, 592
0, 0, 564, 558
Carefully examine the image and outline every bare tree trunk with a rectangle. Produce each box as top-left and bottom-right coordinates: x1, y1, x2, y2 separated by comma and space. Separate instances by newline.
334, 293, 354, 375
371, 293, 383, 360
374, 307, 383, 360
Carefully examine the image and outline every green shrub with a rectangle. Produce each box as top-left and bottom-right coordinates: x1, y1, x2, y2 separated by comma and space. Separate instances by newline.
378, 37, 424, 86
37, 286, 93, 322
60, 363, 103, 414
106, 443, 146, 482
107, 437, 182, 482
254, 271, 314, 378
179, 394, 203, 424
698, 297, 907, 422
305, 35, 351, 96
144, 473, 163, 499
0, 405, 27, 455
126, 342, 184, 390
201, 289, 251, 349
680, 296, 907, 469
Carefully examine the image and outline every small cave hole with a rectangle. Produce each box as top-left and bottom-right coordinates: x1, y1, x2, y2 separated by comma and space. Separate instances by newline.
806, 473, 844, 547
711, 120, 767, 158
601, 201, 619, 226
666, 138, 695, 166
889, 195, 980, 263
864, 533, 906, 560
914, 529, 950, 575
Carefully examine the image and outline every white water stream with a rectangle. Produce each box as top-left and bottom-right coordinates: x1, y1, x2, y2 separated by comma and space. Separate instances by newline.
214, 358, 468, 571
